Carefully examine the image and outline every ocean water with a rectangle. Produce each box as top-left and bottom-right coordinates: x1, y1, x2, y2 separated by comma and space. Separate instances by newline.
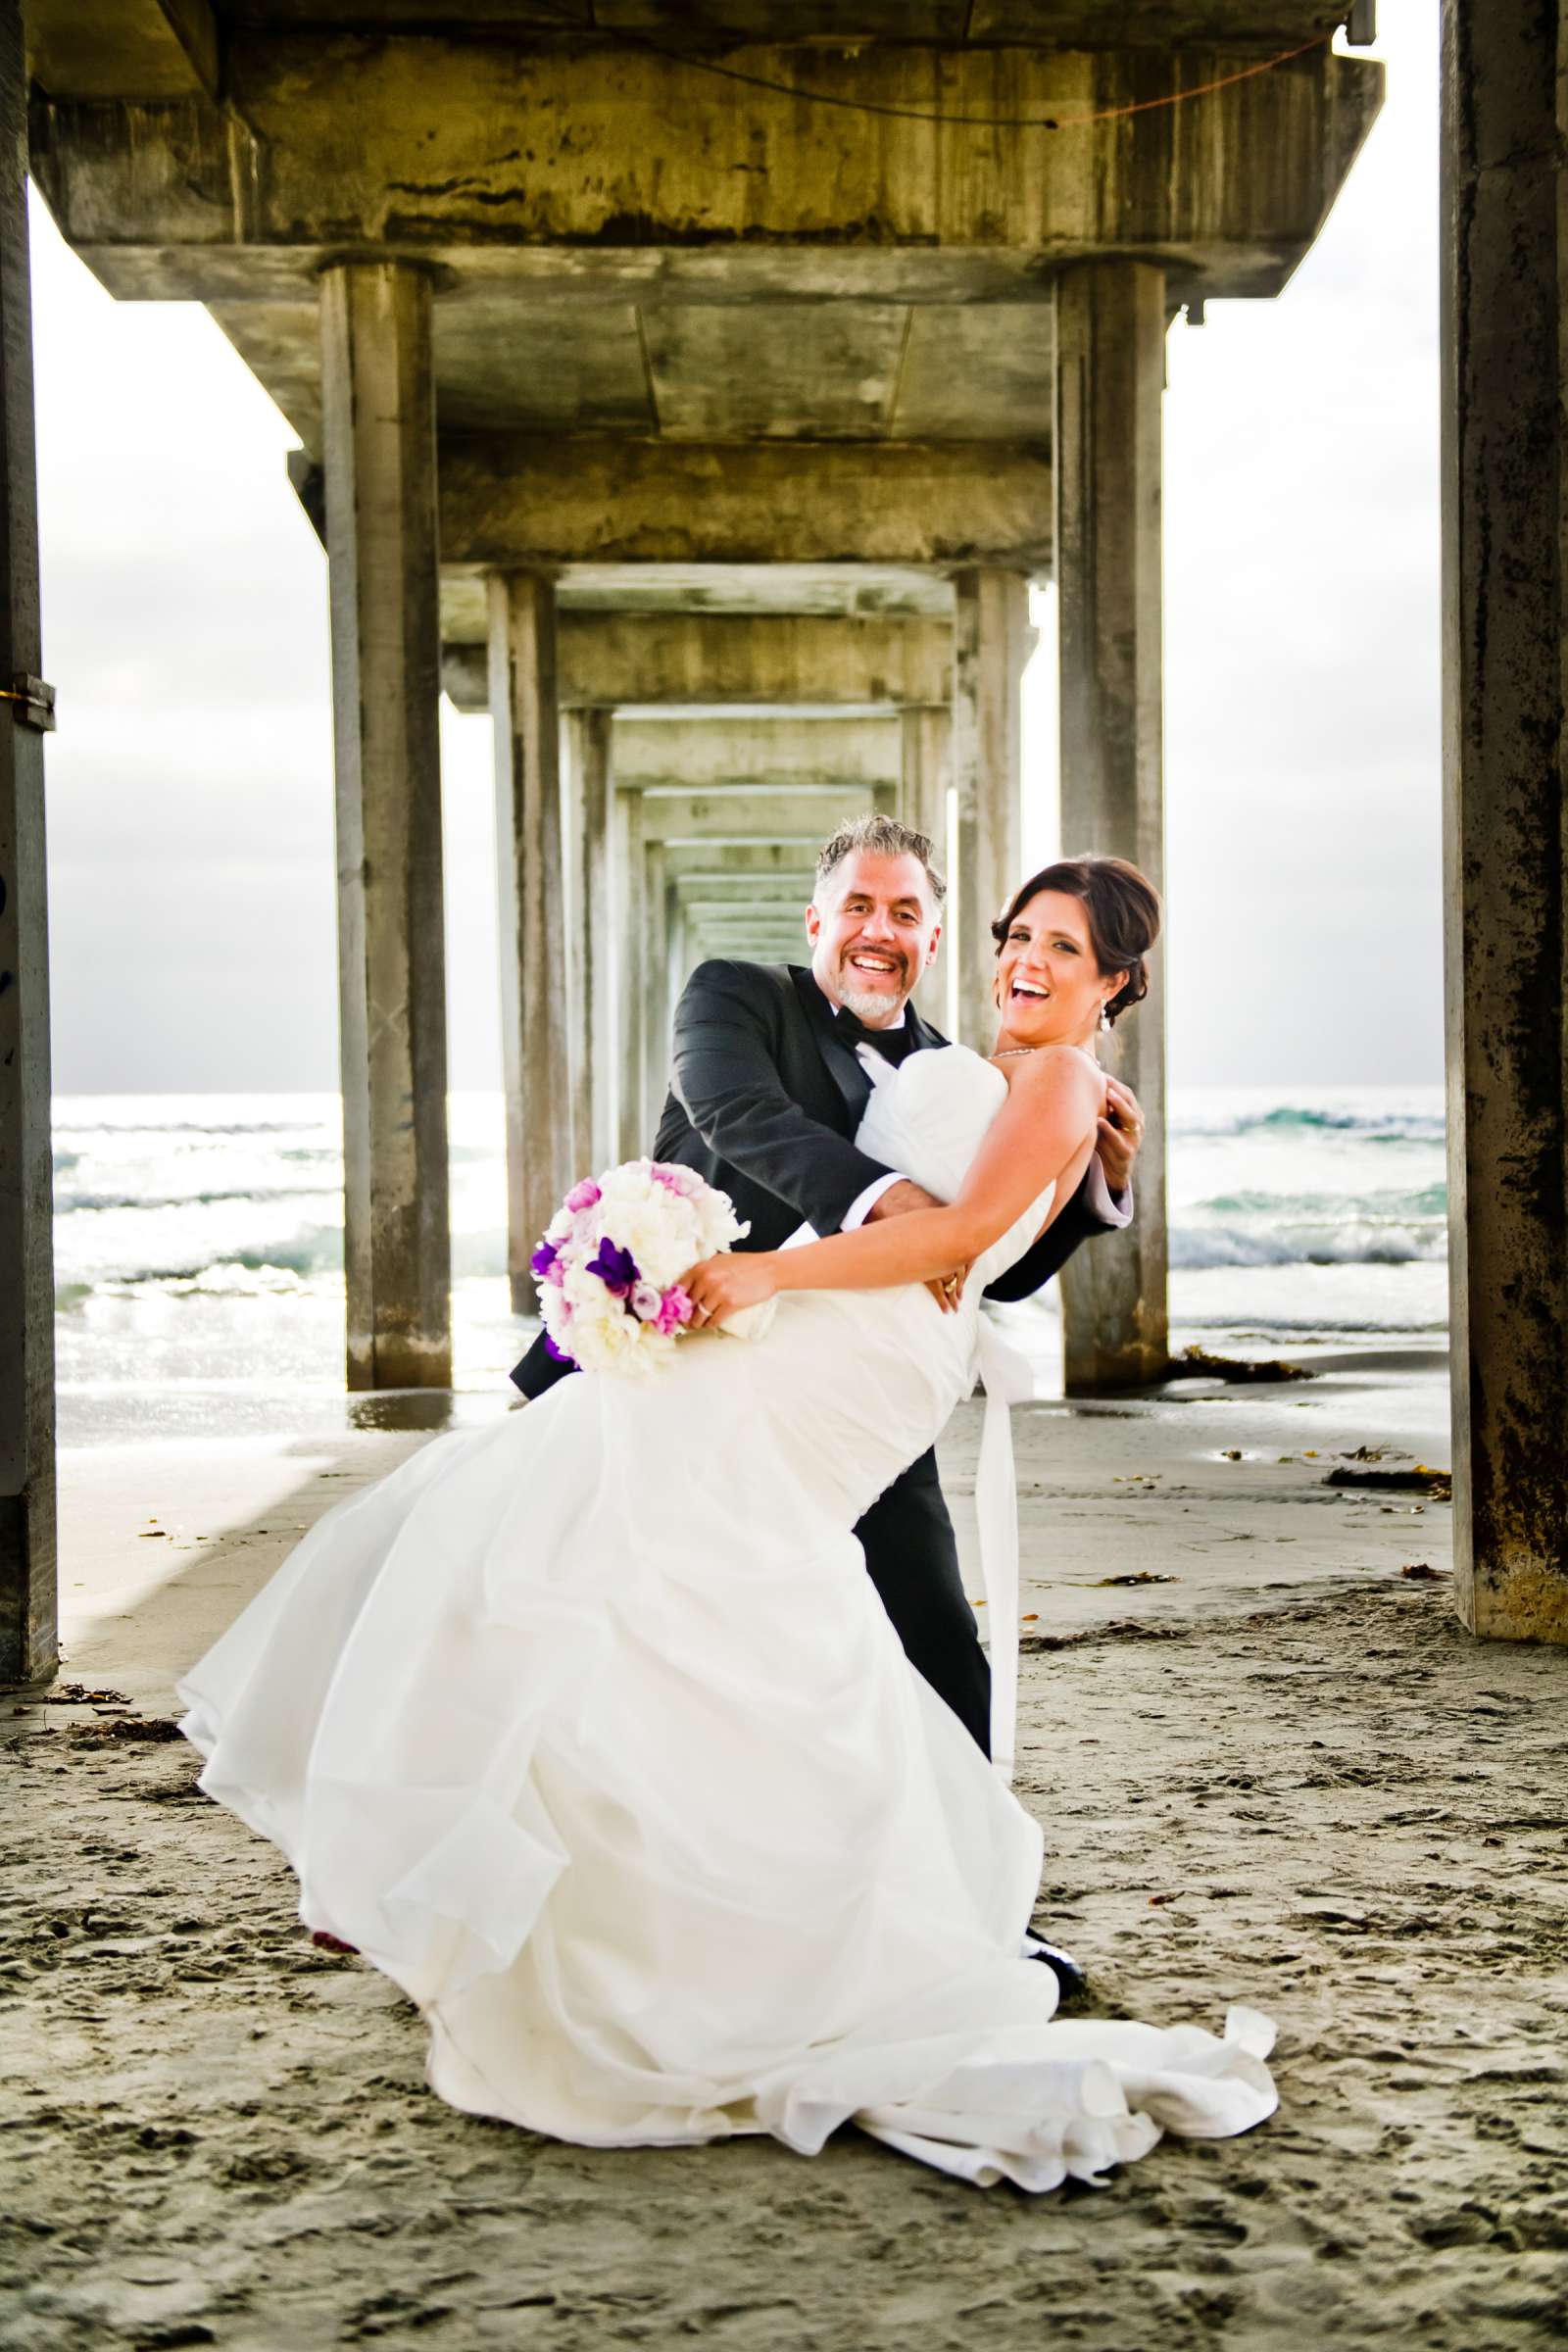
52, 1083, 1447, 1437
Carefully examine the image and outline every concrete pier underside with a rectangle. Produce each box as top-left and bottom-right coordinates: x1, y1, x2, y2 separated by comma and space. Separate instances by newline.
21, 4, 1383, 1391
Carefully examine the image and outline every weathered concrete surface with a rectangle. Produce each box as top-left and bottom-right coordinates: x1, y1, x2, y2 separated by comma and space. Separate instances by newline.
24, 0, 216, 101
488, 570, 570, 1314
612, 715, 903, 793
1439, 0, 1568, 1644
0, 0, 55, 1685
674, 874, 815, 909
952, 567, 1031, 1051
320, 262, 451, 1392
625, 782, 895, 849
438, 438, 1055, 569
22, 3, 1382, 84
441, 612, 953, 714
445, 565, 954, 629
29, 37, 1382, 321
1054, 260, 1170, 1396
662, 839, 837, 882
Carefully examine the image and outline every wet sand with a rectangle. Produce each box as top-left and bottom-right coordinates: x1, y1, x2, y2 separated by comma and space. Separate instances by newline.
5, 1348, 1567, 2348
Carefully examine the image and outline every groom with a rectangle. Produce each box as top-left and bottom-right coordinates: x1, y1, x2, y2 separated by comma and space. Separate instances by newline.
512, 813, 1143, 1752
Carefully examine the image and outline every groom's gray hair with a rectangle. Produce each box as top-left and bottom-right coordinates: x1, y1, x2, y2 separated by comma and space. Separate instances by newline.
814, 814, 947, 908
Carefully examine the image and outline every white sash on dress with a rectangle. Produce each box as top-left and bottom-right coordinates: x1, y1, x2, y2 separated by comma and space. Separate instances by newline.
971, 1314, 1034, 1783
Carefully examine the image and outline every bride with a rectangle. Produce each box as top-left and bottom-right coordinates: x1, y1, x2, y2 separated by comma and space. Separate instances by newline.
178, 853, 1276, 2193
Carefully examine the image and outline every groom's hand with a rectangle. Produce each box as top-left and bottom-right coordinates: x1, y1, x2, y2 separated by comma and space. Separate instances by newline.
1096, 1077, 1144, 1196
867, 1181, 967, 1312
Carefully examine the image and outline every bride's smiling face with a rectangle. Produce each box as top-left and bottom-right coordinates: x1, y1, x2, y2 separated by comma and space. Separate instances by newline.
993, 890, 1126, 1051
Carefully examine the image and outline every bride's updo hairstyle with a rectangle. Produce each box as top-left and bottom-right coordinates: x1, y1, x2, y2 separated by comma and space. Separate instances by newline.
991, 857, 1161, 1026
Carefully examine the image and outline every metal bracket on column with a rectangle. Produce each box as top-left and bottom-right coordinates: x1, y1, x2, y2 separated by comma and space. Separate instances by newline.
1345, 1, 1376, 45
1, 676, 54, 732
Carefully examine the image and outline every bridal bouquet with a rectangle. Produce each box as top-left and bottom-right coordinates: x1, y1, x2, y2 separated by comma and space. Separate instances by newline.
532, 1160, 754, 1376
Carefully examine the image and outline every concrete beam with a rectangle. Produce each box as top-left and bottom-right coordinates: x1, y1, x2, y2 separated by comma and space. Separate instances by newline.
441, 614, 953, 714
1441, 0, 1568, 1643
1054, 260, 1169, 1395
438, 439, 1054, 570
322, 260, 451, 1392
0, 0, 56, 1686
446, 566, 954, 630
679, 917, 811, 953
674, 879, 813, 909
26, 0, 217, 101
663, 840, 831, 882
687, 913, 810, 943
32, 40, 1382, 305
613, 714, 903, 792
490, 572, 571, 1311
632, 784, 895, 846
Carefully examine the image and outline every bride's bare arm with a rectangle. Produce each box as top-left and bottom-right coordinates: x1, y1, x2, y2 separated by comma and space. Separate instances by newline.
680, 1049, 1104, 1319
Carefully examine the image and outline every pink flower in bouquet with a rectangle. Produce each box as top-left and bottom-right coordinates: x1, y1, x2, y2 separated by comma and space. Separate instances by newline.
565, 1178, 603, 1213
650, 1163, 704, 1200
655, 1287, 693, 1336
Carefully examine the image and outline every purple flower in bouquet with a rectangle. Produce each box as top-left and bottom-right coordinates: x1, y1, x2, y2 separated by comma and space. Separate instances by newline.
585, 1236, 639, 1298
530, 1237, 566, 1288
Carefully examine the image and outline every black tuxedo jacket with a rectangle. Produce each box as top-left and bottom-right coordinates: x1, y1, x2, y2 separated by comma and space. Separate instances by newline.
511, 959, 1119, 1398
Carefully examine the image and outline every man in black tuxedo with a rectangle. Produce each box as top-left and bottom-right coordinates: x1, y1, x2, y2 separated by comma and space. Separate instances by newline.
511, 813, 1143, 1769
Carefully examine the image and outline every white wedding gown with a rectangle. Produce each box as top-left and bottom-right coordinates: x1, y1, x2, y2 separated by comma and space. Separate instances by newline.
179, 1045, 1276, 2191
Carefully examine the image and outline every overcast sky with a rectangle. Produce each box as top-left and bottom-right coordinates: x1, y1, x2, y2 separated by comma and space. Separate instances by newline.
32, 3, 1439, 1097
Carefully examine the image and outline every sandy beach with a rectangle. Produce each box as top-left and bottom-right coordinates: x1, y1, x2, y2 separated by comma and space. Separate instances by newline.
5, 1346, 1566, 2349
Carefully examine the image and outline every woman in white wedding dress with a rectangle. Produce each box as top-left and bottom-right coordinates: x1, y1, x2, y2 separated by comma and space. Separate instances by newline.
179, 857, 1276, 2192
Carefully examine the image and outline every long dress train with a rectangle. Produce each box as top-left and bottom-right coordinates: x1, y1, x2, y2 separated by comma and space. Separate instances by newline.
178, 1046, 1276, 2190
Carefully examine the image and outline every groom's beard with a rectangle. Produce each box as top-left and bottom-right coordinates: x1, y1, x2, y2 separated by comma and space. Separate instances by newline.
834, 949, 916, 1024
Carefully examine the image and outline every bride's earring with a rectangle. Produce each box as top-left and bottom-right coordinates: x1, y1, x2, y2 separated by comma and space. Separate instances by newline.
1100, 1001, 1112, 1032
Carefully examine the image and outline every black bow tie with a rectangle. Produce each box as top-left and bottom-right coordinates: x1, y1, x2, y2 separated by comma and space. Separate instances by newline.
836, 1010, 916, 1067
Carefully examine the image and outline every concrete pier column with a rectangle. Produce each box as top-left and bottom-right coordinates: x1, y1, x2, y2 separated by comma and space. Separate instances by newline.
1441, 0, 1568, 1642
951, 571, 1029, 1053
901, 705, 953, 1028
614, 786, 647, 1159
564, 709, 613, 1176
0, 0, 56, 1684
642, 839, 670, 1137
1054, 260, 1169, 1394
319, 261, 450, 1390
488, 570, 571, 1312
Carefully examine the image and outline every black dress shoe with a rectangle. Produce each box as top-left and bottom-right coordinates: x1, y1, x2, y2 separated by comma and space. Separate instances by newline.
1023, 1936, 1089, 2000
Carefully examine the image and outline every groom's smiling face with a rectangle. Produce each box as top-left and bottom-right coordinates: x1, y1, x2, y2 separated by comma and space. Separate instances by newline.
806, 851, 942, 1027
